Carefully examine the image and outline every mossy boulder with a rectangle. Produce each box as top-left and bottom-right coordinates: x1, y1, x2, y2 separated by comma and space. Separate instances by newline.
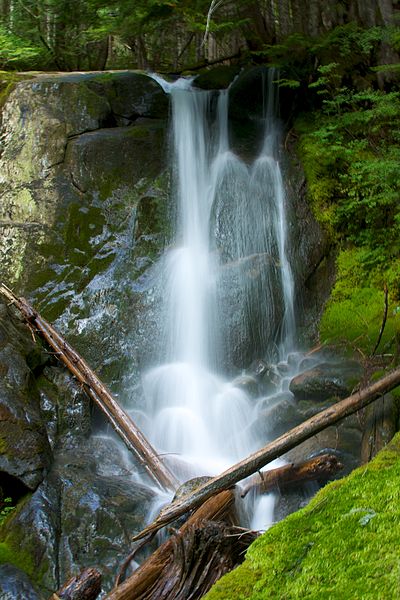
205, 430, 400, 600
65, 119, 166, 198
0, 71, 169, 293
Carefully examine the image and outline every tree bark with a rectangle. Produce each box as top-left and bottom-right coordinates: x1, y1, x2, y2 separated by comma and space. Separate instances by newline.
49, 567, 102, 600
0, 285, 178, 493
240, 452, 343, 498
131, 365, 400, 542
105, 490, 257, 600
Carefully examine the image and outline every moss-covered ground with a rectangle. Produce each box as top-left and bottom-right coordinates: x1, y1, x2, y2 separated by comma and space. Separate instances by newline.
205, 431, 400, 599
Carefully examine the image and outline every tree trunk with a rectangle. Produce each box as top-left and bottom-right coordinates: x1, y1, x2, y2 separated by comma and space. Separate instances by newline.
240, 452, 343, 498
131, 365, 400, 542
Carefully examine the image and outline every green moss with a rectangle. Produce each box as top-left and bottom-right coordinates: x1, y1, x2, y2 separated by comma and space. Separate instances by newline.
0, 72, 31, 109
319, 248, 400, 354
0, 542, 34, 574
206, 432, 400, 600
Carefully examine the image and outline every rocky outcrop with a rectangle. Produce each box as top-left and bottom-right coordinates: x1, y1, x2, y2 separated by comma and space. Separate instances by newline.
0, 71, 169, 294
0, 71, 170, 393
0, 72, 170, 596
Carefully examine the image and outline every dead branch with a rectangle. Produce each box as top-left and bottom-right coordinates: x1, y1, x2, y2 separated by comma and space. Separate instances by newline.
240, 453, 343, 498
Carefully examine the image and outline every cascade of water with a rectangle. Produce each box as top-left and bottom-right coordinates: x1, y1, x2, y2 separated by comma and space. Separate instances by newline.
141, 72, 296, 528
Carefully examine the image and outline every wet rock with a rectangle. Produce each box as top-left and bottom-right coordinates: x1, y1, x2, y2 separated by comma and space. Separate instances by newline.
0, 301, 51, 490
193, 66, 241, 90
284, 423, 362, 477
232, 375, 259, 398
0, 474, 61, 594
174, 476, 212, 501
101, 71, 169, 120
65, 119, 166, 198
218, 254, 283, 370
0, 564, 41, 600
228, 66, 267, 123
289, 361, 363, 402
252, 392, 300, 438
37, 367, 91, 447
247, 359, 270, 379
1, 436, 155, 595
260, 364, 281, 395
0, 72, 169, 293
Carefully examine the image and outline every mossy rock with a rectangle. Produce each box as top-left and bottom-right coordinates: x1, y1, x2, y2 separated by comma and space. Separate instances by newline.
205, 430, 400, 599
193, 66, 241, 90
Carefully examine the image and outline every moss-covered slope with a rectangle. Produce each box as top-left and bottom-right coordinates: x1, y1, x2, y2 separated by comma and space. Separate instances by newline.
205, 430, 400, 599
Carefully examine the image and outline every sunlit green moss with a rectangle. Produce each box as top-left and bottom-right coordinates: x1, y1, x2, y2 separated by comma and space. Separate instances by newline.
205, 432, 400, 599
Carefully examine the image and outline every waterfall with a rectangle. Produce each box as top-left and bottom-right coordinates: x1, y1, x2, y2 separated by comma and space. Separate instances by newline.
141, 72, 296, 528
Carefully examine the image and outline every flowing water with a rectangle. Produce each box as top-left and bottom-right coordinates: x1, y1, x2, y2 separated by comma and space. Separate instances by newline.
141, 72, 296, 529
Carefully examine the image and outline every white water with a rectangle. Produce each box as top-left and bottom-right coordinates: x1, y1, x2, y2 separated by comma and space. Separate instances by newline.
141, 73, 296, 530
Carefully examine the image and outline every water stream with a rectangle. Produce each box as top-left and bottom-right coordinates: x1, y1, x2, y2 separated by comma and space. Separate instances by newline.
140, 72, 296, 530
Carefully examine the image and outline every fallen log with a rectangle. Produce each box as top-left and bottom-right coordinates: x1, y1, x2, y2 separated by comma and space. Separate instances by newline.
240, 452, 343, 498
105, 490, 257, 600
131, 364, 400, 541
49, 567, 101, 600
0, 284, 178, 492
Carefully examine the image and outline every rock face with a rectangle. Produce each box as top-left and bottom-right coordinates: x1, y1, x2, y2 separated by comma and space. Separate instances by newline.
0, 71, 168, 295
0, 72, 169, 596
0, 71, 170, 394
0, 301, 51, 490
0, 301, 156, 595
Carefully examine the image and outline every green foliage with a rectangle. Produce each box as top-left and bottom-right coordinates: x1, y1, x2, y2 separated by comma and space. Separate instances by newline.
0, 26, 44, 69
0, 498, 15, 526
205, 431, 400, 599
297, 87, 400, 258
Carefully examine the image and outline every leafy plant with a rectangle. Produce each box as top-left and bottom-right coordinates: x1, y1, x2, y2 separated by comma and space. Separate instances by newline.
0, 497, 15, 526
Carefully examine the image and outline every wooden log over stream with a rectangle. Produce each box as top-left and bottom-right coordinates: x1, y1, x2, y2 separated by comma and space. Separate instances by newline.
131, 364, 400, 542
240, 452, 343, 498
0, 284, 178, 492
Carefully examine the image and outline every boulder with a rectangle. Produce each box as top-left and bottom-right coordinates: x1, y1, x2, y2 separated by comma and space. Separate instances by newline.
289, 361, 363, 402
0, 71, 169, 292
